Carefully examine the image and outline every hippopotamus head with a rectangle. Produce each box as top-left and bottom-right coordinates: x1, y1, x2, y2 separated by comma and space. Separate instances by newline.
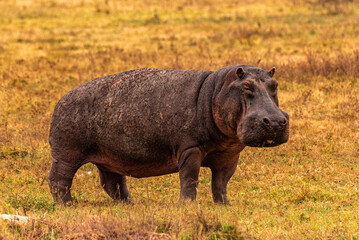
213, 65, 289, 147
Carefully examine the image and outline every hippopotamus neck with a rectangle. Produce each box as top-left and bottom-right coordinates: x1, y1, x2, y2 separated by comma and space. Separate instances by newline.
207, 66, 247, 142
196, 70, 239, 146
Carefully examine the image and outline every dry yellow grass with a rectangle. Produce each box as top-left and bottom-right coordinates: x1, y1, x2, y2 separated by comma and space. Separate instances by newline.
0, 0, 358, 239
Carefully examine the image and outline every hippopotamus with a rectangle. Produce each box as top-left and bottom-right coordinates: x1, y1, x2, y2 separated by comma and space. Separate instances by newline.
48, 65, 289, 205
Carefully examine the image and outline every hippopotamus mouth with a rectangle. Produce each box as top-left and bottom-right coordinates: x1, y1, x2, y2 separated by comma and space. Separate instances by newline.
241, 130, 289, 147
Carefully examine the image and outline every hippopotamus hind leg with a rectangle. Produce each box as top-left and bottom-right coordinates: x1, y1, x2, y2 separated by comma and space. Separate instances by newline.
48, 157, 83, 206
98, 168, 132, 202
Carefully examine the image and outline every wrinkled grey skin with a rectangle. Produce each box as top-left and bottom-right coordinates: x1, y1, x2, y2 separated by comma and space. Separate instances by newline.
48, 65, 289, 205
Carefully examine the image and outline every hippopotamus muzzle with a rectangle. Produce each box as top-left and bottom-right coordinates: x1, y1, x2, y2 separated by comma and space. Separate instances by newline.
238, 109, 289, 147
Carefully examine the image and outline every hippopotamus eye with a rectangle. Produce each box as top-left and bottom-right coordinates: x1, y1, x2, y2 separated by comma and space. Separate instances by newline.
243, 81, 253, 91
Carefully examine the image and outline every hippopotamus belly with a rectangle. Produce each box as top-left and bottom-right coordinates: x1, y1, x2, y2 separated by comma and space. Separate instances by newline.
88, 147, 179, 178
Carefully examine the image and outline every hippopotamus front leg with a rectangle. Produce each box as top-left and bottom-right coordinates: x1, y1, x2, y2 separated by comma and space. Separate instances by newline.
210, 155, 239, 205
202, 151, 241, 205
178, 147, 204, 202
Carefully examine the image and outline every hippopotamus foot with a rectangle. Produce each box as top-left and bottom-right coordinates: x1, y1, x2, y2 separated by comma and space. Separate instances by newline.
48, 157, 82, 206
178, 147, 204, 202
97, 168, 133, 203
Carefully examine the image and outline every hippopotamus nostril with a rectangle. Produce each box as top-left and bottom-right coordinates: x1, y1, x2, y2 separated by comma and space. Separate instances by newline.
262, 117, 287, 131
263, 117, 288, 130
263, 118, 271, 126
280, 118, 287, 126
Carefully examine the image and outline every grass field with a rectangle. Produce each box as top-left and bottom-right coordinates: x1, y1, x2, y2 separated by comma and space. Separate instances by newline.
0, 0, 359, 239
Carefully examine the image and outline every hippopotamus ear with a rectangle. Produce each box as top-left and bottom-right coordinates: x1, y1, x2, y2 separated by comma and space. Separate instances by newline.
236, 67, 245, 79
269, 67, 276, 78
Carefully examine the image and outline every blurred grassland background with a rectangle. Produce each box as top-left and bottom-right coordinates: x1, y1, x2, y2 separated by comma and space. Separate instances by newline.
0, 0, 358, 239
